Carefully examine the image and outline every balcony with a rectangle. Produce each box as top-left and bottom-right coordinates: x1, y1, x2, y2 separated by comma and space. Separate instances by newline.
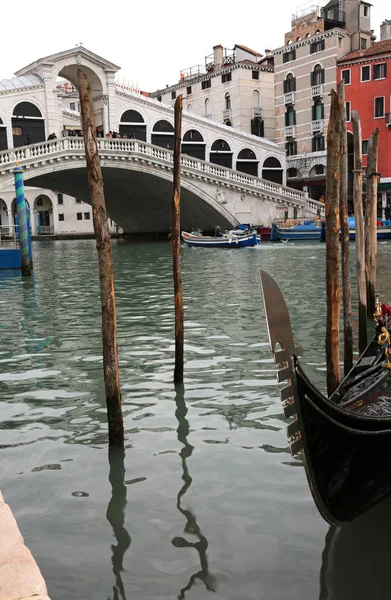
252, 107, 262, 118
311, 120, 324, 134
285, 125, 295, 138
223, 108, 232, 121
284, 91, 295, 105
311, 84, 323, 97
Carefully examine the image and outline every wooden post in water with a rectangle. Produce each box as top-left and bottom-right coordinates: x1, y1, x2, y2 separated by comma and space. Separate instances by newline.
365, 128, 379, 316
172, 95, 184, 383
77, 68, 124, 447
337, 81, 353, 375
351, 110, 367, 353
325, 89, 342, 396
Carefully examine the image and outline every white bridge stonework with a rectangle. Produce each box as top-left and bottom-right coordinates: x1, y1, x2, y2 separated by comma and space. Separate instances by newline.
0, 46, 324, 232
0, 138, 323, 232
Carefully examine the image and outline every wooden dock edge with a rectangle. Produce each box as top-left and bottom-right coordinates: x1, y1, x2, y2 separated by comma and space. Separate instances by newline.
0, 491, 50, 600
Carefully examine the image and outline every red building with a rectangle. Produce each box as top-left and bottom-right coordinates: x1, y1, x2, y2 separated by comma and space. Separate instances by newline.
338, 39, 391, 217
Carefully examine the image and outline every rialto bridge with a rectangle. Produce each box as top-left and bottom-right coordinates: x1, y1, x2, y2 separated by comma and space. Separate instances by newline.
0, 46, 323, 232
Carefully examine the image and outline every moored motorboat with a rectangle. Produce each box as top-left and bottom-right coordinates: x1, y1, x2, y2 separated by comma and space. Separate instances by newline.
260, 268, 391, 525
182, 231, 259, 248
348, 217, 391, 240
270, 218, 324, 241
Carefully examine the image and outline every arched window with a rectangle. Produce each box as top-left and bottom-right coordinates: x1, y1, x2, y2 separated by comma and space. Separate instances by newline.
0, 116, 7, 151
312, 63, 324, 86
285, 106, 296, 126
262, 157, 283, 185
187, 103, 192, 112
12, 102, 45, 147
236, 148, 258, 176
210, 139, 233, 168
296, 36, 301, 41
312, 99, 324, 121
225, 93, 231, 110
151, 120, 175, 149
285, 73, 296, 94
182, 130, 205, 160
252, 90, 260, 109
119, 109, 147, 141
205, 98, 211, 117
287, 168, 300, 178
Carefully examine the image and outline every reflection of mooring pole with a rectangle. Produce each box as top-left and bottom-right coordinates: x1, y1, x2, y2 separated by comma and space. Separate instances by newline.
172, 384, 215, 599
13, 165, 32, 276
106, 447, 131, 600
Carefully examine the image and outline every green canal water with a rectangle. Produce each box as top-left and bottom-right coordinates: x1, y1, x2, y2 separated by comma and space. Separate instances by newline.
2, 239, 391, 600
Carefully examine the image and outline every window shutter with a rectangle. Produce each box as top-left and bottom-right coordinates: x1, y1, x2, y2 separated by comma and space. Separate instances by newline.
293, 141, 297, 155
321, 103, 324, 119
259, 120, 264, 137
283, 80, 287, 94
312, 137, 316, 152
293, 110, 296, 125
285, 112, 288, 126
310, 72, 315, 86
312, 104, 316, 121
321, 69, 325, 84
292, 77, 296, 91
285, 142, 289, 155
384, 63, 387, 78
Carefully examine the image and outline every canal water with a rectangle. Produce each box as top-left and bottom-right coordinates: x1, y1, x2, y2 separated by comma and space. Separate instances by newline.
2, 239, 391, 600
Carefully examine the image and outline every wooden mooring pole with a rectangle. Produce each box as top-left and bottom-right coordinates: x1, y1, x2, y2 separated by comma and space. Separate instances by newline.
77, 68, 124, 447
325, 89, 342, 396
337, 81, 353, 376
172, 95, 184, 384
351, 110, 367, 353
365, 128, 379, 316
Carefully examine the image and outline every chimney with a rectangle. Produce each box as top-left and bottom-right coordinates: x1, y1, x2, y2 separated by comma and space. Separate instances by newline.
265, 49, 271, 55
380, 19, 391, 41
213, 44, 224, 68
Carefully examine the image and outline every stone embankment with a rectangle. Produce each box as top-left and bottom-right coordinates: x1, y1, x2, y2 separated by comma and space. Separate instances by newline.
0, 491, 50, 600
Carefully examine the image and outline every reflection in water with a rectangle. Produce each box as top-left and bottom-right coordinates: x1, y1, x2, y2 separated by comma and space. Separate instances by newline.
319, 496, 391, 599
172, 384, 216, 599
106, 447, 131, 600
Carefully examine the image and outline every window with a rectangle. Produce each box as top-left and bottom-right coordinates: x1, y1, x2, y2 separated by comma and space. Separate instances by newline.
57, 193, 63, 205
311, 64, 325, 86
284, 74, 296, 93
346, 101, 351, 122
12, 127, 22, 136
310, 39, 325, 54
37, 198, 43, 206
186, 86, 192, 95
361, 38, 368, 49
252, 90, 260, 108
312, 101, 324, 121
252, 70, 259, 80
84, 212, 90, 220
361, 65, 370, 82
342, 69, 351, 85
75, 198, 82, 203
363, 5, 369, 17
76, 213, 82, 220
58, 213, 64, 221
374, 96, 385, 118
283, 49, 296, 63
285, 140, 297, 156
251, 118, 264, 137
374, 63, 387, 80
285, 107, 296, 126
315, 165, 324, 175
362, 140, 369, 155
205, 97, 211, 117
157, 95, 162, 102
312, 135, 325, 152
222, 72, 232, 83
70, 102, 76, 110
338, 36, 343, 48
225, 93, 231, 110
201, 79, 211, 90
171, 90, 176, 100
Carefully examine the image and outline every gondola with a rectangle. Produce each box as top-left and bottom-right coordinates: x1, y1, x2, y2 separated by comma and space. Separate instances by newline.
260, 269, 391, 525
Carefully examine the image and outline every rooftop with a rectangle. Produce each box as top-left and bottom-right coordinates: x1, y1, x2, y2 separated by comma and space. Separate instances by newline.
0, 74, 44, 91
338, 38, 391, 62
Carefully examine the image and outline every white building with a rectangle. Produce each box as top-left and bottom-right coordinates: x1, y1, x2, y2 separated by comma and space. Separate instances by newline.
149, 44, 275, 144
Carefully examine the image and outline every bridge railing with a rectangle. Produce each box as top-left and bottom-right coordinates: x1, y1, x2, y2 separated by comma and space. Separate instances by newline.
0, 138, 325, 212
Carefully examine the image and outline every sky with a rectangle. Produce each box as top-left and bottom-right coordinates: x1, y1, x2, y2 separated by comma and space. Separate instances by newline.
3, 0, 389, 92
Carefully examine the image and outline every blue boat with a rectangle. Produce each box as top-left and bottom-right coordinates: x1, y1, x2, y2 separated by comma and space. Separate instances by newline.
271, 219, 324, 241
0, 226, 22, 269
348, 217, 391, 240
181, 231, 260, 248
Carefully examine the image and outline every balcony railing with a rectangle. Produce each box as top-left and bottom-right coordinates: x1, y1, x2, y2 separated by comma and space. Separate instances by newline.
311, 120, 324, 133
311, 84, 323, 97
0, 225, 19, 248
285, 125, 295, 138
252, 107, 262, 118
223, 108, 232, 121
284, 92, 295, 105
39, 225, 54, 236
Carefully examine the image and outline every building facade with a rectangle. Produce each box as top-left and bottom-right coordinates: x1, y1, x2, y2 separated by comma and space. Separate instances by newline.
149, 44, 275, 142
337, 32, 391, 216
273, 0, 374, 201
